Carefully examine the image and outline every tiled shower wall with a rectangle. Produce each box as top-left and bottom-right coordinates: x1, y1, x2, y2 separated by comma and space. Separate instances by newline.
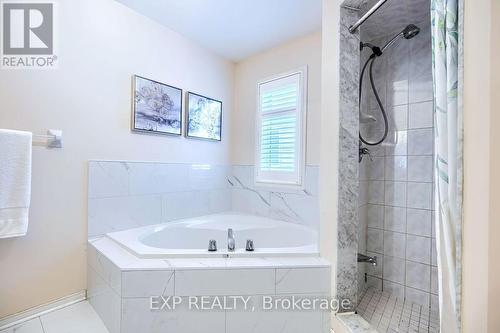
87, 161, 319, 238
358, 19, 438, 309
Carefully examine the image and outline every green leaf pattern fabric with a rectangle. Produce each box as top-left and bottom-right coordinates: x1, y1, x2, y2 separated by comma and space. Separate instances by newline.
431, 0, 463, 331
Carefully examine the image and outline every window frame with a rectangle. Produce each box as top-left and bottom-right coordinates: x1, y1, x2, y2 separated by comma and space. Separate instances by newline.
254, 66, 308, 190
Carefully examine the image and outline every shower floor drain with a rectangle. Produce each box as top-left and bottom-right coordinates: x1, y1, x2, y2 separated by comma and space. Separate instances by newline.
356, 288, 440, 333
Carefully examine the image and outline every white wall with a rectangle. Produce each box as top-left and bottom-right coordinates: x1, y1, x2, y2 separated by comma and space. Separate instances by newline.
0, 0, 234, 318
319, 0, 340, 305
231, 32, 322, 166
462, 0, 500, 331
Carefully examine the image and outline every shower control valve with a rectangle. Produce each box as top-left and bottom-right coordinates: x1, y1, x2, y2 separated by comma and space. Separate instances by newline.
359, 145, 373, 163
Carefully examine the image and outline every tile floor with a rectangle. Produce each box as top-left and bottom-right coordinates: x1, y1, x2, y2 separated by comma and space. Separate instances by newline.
357, 288, 439, 333
2, 290, 439, 333
0, 301, 109, 333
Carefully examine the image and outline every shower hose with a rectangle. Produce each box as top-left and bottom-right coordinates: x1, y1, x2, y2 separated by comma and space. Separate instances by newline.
359, 54, 389, 146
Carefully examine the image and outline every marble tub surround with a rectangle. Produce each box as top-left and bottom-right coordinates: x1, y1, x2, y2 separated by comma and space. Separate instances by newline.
87, 237, 331, 333
88, 162, 323, 332
229, 165, 320, 230
88, 161, 320, 238
88, 161, 232, 237
88, 237, 330, 271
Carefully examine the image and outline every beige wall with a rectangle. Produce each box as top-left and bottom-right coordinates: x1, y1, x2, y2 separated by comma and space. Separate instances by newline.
0, 0, 234, 318
488, 1, 500, 332
231, 32, 322, 166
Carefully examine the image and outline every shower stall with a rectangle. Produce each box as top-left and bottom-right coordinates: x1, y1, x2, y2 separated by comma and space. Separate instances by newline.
335, 0, 442, 332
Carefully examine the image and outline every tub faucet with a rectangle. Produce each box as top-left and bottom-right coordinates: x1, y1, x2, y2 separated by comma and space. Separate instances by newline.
227, 228, 235, 251
357, 253, 377, 266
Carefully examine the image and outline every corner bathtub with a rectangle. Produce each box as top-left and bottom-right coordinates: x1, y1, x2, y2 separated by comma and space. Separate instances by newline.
106, 213, 318, 258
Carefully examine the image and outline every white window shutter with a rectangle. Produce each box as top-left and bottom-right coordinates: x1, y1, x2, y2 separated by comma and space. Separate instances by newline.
255, 69, 307, 187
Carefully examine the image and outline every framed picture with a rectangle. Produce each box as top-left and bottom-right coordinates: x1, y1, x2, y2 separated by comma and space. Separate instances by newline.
186, 92, 222, 141
132, 75, 183, 135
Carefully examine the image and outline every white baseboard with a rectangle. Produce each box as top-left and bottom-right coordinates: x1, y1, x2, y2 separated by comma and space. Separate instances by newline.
0, 290, 86, 330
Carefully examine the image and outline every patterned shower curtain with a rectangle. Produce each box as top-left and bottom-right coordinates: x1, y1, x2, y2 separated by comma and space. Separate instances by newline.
431, 0, 463, 332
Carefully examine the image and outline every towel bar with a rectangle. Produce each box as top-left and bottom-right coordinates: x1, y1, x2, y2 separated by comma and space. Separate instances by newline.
32, 129, 62, 148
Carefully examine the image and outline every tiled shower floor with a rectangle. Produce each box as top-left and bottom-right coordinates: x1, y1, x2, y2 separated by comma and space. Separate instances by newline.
356, 288, 440, 333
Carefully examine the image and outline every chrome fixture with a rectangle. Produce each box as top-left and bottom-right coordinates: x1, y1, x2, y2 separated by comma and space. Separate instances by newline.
359, 24, 420, 147
381, 24, 421, 52
358, 253, 377, 266
227, 228, 235, 251
208, 239, 217, 252
359, 142, 373, 163
246, 239, 254, 252
32, 129, 63, 148
348, 0, 388, 33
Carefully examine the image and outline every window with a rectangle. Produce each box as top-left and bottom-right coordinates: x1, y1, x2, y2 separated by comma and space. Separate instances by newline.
255, 68, 307, 188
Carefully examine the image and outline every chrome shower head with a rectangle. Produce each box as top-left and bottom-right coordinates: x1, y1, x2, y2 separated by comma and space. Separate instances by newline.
402, 24, 420, 39
381, 24, 421, 52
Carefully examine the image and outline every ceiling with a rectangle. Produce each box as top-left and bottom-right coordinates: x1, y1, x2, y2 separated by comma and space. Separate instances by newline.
115, 0, 322, 62
358, 0, 430, 41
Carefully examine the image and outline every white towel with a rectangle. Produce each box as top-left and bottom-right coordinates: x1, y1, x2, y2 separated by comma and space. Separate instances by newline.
0, 129, 32, 238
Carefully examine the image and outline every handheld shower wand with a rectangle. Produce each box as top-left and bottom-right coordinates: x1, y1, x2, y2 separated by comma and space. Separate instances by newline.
359, 24, 420, 147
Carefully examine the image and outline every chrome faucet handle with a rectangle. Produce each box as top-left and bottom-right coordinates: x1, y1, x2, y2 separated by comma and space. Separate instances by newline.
208, 239, 217, 252
245, 239, 254, 252
227, 228, 235, 251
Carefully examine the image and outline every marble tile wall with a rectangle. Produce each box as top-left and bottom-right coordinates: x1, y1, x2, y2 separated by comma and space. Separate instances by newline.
359, 0, 431, 41
87, 238, 331, 333
229, 165, 320, 231
337, 6, 361, 311
88, 161, 320, 238
358, 14, 438, 309
87, 161, 232, 238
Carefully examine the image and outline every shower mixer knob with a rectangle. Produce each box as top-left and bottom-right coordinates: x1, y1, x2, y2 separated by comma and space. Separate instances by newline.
359, 146, 373, 162
208, 239, 217, 252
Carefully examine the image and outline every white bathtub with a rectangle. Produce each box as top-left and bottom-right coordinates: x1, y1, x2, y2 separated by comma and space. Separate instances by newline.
106, 212, 318, 258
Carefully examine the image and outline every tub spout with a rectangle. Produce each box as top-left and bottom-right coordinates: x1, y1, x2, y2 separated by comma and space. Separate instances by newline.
228, 228, 235, 251
358, 253, 377, 266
